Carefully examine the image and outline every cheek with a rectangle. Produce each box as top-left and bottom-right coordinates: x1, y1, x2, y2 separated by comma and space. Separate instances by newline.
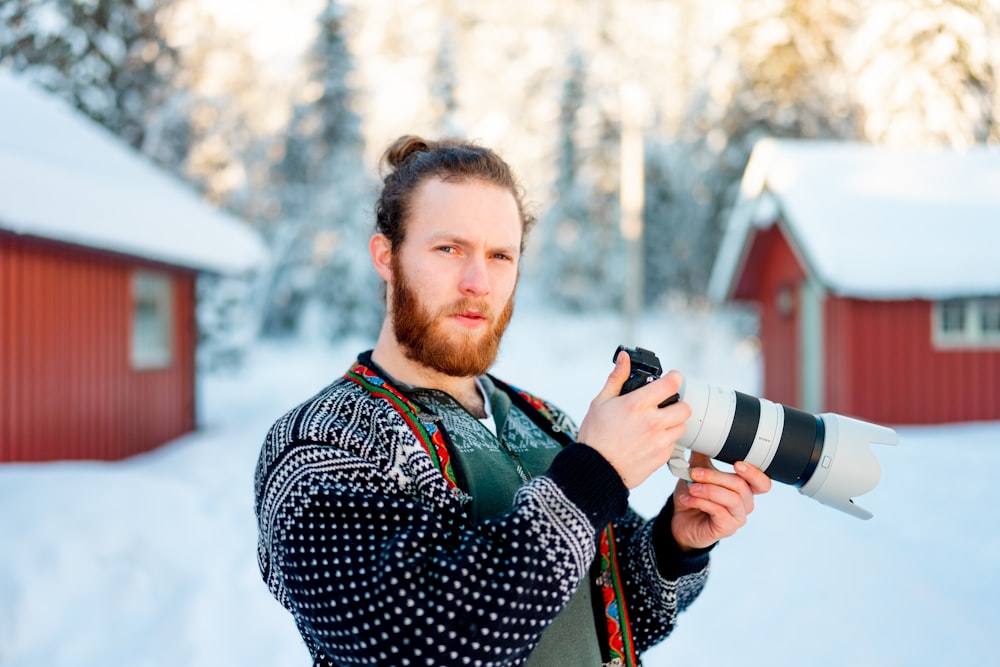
403, 262, 453, 303
494, 268, 519, 299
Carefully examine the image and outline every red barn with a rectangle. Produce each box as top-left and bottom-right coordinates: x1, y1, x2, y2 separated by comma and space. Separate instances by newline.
710, 139, 1000, 425
0, 72, 267, 462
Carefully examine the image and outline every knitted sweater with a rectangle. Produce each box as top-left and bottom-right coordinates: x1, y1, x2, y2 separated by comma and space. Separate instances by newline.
254, 353, 711, 666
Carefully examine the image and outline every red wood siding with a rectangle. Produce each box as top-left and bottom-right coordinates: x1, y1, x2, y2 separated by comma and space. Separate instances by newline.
1, 233, 197, 462
824, 297, 1000, 424
745, 226, 805, 408
732, 222, 1000, 425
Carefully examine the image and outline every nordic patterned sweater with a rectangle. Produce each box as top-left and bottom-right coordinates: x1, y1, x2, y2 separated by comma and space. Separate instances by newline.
254, 352, 711, 666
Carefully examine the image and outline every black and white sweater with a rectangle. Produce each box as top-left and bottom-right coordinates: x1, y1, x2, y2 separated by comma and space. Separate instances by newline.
254, 353, 710, 666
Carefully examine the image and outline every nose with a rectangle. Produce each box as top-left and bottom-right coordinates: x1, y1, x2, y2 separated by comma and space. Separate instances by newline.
459, 257, 490, 297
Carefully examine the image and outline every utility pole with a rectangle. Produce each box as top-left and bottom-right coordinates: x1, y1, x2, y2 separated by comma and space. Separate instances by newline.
619, 82, 647, 344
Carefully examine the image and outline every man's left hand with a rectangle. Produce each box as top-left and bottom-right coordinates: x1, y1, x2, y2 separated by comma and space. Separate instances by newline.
671, 453, 772, 551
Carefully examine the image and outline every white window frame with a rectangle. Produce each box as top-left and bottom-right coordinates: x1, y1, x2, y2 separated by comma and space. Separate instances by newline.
932, 297, 1000, 349
131, 270, 173, 369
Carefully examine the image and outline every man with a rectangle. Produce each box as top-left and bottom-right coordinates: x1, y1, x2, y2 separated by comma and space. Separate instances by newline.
255, 135, 771, 666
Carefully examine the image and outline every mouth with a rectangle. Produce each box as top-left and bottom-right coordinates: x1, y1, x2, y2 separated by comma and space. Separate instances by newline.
451, 309, 489, 327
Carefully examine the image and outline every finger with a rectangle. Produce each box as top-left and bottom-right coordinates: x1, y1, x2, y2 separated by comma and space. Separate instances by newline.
596, 350, 631, 402
734, 460, 772, 495
690, 457, 770, 498
633, 369, 683, 408
690, 466, 755, 514
685, 480, 749, 524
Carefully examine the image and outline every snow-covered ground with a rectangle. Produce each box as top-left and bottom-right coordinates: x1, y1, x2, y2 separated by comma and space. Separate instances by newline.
1, 306, 997, 666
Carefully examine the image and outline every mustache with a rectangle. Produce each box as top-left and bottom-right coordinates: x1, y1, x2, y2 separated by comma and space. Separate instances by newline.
444, 299, 493, 318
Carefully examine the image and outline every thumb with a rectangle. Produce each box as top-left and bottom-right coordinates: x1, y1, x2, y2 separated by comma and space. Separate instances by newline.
597, 348, 631, 401
688, 451, 716, 470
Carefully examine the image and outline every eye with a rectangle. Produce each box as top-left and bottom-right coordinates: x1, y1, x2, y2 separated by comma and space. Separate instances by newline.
492, 252, 514, 262
436, 245, 457, 254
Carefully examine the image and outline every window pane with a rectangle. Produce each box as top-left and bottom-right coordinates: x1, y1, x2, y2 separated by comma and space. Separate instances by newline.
131, 271, 173, 369
940, 300, 966, 333
980, 298, 1000, 335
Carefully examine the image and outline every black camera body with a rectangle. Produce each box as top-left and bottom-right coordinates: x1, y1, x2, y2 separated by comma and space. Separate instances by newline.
614, 345, 679, 408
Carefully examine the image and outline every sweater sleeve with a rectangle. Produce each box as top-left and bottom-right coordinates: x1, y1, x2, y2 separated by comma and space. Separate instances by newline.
651, 496, 716, 578
545, 441, 629, 529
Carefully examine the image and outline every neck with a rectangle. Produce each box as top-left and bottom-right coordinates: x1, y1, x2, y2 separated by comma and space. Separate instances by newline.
371, 322, 486, 417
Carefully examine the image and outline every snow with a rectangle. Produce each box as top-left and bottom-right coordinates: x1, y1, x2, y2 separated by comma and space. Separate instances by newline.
1, 304, 997, 666
0, 70, 267, 275
710, 138, 1000, 301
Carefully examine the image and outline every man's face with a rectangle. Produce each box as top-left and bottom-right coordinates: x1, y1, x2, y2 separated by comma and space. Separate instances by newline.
387, 177, 522, 377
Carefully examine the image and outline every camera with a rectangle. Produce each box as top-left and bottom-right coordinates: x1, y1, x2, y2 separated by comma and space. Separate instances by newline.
614, 345, 898, 519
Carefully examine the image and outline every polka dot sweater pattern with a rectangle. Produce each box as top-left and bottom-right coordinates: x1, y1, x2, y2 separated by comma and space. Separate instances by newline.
255, 361, 710, 666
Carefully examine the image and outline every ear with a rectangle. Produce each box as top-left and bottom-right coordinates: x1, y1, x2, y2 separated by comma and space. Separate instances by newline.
369, 233, 393, 282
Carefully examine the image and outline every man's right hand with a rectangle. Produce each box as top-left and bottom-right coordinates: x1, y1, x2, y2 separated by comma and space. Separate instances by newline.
577, 351, 691, 489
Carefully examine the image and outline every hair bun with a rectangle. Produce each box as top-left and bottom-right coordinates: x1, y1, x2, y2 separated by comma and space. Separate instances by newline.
381, 135, 432, 172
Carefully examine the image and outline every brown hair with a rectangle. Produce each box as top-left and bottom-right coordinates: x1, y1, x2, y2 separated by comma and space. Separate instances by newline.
374, 135, 535, 252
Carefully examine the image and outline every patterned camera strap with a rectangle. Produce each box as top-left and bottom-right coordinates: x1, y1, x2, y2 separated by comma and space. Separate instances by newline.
343, 357, 638, 667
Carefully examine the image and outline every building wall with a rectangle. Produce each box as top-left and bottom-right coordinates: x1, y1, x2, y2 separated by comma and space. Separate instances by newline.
824, 296, 1000, 424
752, 227, 807, 409
737, 223, 1000, 425
1, 233, 197, 462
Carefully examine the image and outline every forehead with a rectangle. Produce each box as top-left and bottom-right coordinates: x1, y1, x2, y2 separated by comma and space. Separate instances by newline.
405, 177, 522, 246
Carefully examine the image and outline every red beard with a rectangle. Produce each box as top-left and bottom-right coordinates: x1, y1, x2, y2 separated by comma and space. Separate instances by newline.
390, 255, 515, 377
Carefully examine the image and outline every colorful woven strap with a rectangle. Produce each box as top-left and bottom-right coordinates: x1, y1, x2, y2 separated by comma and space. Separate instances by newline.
597, 525, 638, 667
345, 360, 459, 490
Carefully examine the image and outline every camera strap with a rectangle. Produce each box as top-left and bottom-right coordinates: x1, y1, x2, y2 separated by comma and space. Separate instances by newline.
488, 376, 639, 667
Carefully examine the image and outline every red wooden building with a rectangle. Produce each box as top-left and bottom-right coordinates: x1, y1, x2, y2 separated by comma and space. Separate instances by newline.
709, 139, 1000, 425
0, 72, 267, 462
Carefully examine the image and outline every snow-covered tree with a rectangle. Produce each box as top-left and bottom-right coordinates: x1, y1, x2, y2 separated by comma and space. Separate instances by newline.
0, 0, 189, 171
641, 137, 702, 303
430, 14, 461, 136
170, 23, 262, 206
536, 40, 625, 311
260, 0, 379, 340
847, 0, 1000, 146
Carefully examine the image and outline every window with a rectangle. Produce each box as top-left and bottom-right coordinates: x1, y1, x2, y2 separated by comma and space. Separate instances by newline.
981, 298, 1000, 336
131, 270, 173, 369
933, 297, 1000, 348
939, 300, 966, 334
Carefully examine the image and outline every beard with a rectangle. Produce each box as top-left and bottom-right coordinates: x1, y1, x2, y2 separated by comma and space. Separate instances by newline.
389, 255, 515, 378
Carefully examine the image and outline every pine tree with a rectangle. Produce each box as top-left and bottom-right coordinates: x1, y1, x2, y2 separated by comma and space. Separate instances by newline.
260, 0, 379, 340
431, 15, 461, 136
0, 0, 188, 171
847, 0, 1000, 145
641, 138, 694, 304
535, 37, 628, 312
538, 42, 600, 310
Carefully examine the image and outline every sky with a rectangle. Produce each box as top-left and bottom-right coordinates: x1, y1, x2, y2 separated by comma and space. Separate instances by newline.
1, 305, 997, 667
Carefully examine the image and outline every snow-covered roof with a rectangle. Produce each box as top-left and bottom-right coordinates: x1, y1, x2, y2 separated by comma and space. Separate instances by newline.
709, 138, 1000, 301
0, 70, 268, 274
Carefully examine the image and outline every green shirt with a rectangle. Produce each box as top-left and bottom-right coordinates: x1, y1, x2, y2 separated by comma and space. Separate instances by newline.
409, 377, 604, 666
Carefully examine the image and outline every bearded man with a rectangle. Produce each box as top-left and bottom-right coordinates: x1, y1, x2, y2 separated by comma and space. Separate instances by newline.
254, 135, 770, 667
